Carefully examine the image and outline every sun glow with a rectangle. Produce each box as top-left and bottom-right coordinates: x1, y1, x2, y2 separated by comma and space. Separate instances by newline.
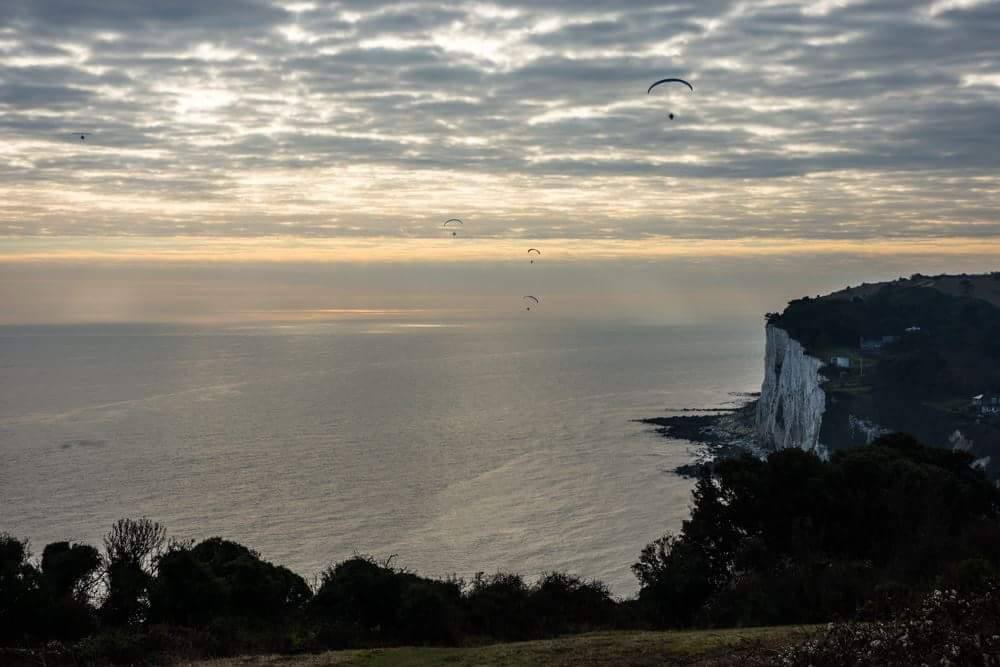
3, 235, 999, 265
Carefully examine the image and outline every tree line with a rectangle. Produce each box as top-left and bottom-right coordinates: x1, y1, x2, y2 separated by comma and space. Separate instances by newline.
1, 520, 620, 662
2, 433, 999, 663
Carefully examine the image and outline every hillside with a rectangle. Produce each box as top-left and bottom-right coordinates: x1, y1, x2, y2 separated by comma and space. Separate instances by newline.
189, 626, 820, 667
826, 272, 1000, 308
766, 272, 1000, 476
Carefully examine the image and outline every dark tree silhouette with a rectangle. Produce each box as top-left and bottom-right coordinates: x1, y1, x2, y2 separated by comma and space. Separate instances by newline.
103, 517, 166, 571
0, 534, 42, 643
101, 517, 167, 628
41, 541, 101, 601
39, 541, 101, 639
634, 434, 1000, 628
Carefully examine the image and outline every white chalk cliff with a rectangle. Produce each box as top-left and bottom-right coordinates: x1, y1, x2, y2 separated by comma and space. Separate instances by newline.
754, 324, 828, 457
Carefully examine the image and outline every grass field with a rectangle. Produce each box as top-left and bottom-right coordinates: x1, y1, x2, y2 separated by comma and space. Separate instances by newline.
189, 625, 821, 667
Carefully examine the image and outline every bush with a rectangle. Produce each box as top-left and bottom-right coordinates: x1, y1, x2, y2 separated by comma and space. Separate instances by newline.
465, 572, 533, 640
3, 523, 627, 658
310, 556, 405, 641
101, 559, 153, 629
634, 434, 1000, 628
74, 625, 209, 665
150, 538, 311, 627
529, 572, 615, 635
40, 542, 101, 640
149, 546, 227, 627
397, 580, 463, 644
100, 518, 167, 628
41, 542, 100, 601
310, 555, 462, 646
744, 586, 1000, 666
634, 534, 717, 627
0, 534, 42, 643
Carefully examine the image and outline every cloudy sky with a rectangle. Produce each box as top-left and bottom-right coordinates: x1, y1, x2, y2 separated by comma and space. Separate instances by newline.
1, 0, 999, 322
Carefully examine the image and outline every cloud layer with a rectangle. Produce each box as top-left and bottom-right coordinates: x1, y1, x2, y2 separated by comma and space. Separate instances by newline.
1, 0, 999, 240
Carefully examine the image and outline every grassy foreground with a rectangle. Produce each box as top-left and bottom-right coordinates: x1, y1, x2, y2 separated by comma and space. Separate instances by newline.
190, 625, 821, 667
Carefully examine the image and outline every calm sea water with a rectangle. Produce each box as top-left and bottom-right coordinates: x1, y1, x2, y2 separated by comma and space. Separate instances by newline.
0, 319, 761, 595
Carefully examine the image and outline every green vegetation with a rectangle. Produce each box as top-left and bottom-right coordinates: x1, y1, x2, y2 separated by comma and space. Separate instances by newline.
769, 278, 1000, 476
2, 434, 998, 664
634, 434, 1000, 629
741, 586, 1000, 666
194, 626, 821, 666
773, 281, 1000, 397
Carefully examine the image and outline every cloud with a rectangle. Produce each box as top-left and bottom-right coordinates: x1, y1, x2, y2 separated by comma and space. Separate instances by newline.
0, 0, 997, 241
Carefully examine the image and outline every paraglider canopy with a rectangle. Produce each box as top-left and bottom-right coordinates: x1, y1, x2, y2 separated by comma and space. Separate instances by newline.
444, 218, 462, 236
528, 248, 540, 263
523, 295, 539, 310
647, 78, 693, 94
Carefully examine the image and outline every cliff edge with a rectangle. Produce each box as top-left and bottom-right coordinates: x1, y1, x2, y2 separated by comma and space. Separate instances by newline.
754, 273, 1000, 478
754, 325, 828, 457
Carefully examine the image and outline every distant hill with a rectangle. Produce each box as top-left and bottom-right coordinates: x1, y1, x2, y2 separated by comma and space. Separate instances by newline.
767, 272, 1000, 478
823, 272, 1000, 307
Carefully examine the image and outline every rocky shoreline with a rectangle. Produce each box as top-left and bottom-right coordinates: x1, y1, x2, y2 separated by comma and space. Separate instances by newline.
637, 394, 761, 477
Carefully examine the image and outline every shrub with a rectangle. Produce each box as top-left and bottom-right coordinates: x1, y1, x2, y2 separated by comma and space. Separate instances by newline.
634, 434, 1000, 628
149, 546, 227, 627
743, 586, 1000, 666
397, 580, 463, 644
150, 538, 311, 627
40, 541, 101, 640
101, 518, 167, 628
465, 572, 533, 640
529, 572, 615, 635
311, 556, 405, 641
310, 555, 462, 646
0, 534, 42, 643
41, 542, 101, 602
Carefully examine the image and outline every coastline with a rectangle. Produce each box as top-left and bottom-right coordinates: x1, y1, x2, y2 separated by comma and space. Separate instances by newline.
637, 393, 761, 477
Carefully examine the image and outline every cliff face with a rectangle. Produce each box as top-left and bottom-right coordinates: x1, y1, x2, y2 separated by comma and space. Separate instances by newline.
752, 279, 1000, 479
754, 324, 828, 457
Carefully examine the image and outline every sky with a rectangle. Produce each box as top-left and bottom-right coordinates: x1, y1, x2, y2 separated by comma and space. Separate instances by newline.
1, 0, 999, 323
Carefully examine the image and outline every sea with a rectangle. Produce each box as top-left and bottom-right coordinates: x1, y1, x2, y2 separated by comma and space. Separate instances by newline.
0, 319, 762, 595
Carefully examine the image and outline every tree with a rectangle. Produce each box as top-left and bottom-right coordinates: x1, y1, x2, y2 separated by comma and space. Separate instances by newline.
634, 435, 1000, 628
150, 537, 311, 627
41, 542, 101, 601
103, 517, 166, 572
529, 572, 614, 635
310, 555, 463, 646
147, 545, 225, 627
311, 556, 406, 639
633, 533, 718, 627
465, 572, 533, 640
40, 541, 101, 639
101, 518, 167, 628
397, 580, 462, 644
0, 534, 42, 642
